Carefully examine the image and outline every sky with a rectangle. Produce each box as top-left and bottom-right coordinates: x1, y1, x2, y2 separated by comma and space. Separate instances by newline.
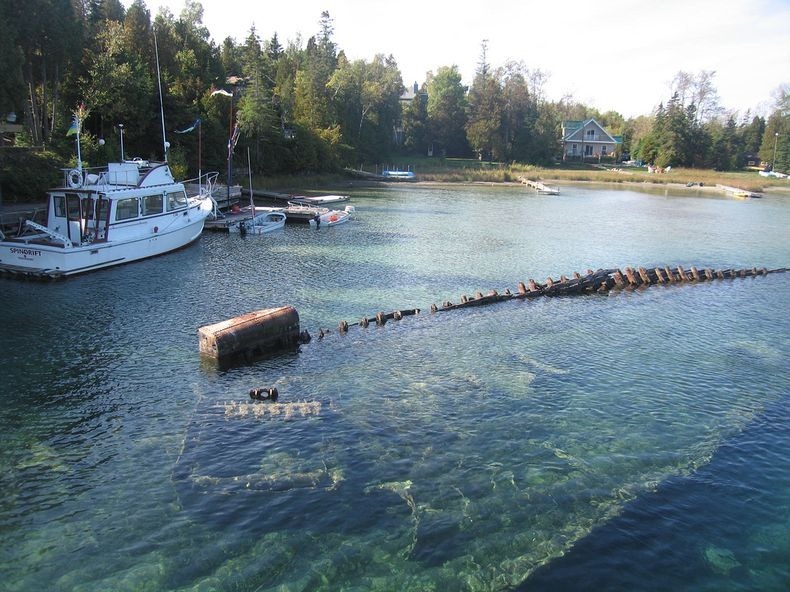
124, 0, 790, 119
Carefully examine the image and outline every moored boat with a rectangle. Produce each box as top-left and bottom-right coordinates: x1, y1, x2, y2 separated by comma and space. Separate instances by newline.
0, 160, 215, 278
309, 205, 355, 228
228, 210, 286, 235
381, 170, 415, 180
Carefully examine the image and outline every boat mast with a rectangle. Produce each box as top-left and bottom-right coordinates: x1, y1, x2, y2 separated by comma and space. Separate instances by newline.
154, 31, 168, 163
247, 147, 254, 225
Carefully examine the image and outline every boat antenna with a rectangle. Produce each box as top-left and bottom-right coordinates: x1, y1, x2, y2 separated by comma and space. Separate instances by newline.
154, 30, 168, 162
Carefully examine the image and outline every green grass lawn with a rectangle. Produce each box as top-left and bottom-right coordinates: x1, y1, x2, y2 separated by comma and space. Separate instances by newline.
244, 156, 788, 195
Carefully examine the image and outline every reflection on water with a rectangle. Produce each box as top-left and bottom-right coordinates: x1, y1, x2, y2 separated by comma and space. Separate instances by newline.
1, 184, 789, 591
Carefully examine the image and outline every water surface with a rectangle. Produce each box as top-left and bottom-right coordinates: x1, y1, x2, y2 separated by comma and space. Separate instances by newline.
1, 183, 788, 590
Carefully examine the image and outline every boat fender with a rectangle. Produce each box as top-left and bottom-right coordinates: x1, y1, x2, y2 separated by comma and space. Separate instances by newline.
67, 169, 83, 188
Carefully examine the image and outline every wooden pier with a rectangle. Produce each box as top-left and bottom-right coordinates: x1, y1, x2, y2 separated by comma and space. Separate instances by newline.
715, 184, 762, 199
203, 203, 327, 231
519, 177, 559, 195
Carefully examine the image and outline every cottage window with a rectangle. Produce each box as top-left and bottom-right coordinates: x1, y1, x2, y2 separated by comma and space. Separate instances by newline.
585, 145, 593, 156
586, 129, 595, 139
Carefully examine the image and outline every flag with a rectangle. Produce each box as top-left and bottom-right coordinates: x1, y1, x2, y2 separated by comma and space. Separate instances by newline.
66, 117, 79, 136
211, 89, 233, 97
175, 118, 201, 134
67, 103, 88, 136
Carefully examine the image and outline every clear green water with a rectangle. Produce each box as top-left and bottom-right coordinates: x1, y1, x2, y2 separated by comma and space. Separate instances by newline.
1, 184, 788, 591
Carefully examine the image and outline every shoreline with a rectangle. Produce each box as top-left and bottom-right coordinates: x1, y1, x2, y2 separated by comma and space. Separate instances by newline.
2, 176, 788, 215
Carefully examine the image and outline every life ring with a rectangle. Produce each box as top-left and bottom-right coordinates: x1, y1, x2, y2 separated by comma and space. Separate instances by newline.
67, 169, 83, 189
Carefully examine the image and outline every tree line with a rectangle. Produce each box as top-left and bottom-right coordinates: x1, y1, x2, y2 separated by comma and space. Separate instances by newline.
1, 0, 788, 194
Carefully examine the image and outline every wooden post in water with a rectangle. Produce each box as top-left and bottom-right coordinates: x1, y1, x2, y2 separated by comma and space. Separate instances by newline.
691, 266, 701, 281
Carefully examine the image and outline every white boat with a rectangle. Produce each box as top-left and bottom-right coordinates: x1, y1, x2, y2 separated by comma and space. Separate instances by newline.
381, 170, 416, 180
228, 210, 286, 235
309, 205, 355, 228
289, 194, 349, 205
0, 160, 215, 278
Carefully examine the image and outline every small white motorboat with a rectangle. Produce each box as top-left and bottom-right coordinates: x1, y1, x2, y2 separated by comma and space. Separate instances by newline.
229, 211, 287, 235
381, 170, 415, 180
309, 205, 355, 228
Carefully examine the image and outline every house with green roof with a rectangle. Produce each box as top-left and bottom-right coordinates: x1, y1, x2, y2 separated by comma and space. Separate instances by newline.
561, 118, 621, 161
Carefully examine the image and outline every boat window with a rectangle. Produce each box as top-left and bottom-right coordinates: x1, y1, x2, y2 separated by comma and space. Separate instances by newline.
97, 197, 109, 221
66, 193, 81, 219
167, 190, 188, 211
116, 197, 139, 221
53, 196, 66, 217
143, 194, 164, 215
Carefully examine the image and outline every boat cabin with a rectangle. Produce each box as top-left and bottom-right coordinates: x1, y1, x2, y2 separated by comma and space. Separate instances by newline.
42, 162, 189, 247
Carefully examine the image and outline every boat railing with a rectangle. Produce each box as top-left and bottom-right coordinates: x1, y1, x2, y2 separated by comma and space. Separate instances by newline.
61, 159, 158, 189
183, 171, 221, 218
61, 165, 109, 189
184, 171, 220, 198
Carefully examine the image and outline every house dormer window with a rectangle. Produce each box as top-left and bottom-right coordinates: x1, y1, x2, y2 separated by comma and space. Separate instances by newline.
586, 129, 595, 139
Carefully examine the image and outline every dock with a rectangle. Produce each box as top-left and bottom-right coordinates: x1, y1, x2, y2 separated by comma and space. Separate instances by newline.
715, 184, 762, 199
203, 204, 328, 231
519, 177, 559, 195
